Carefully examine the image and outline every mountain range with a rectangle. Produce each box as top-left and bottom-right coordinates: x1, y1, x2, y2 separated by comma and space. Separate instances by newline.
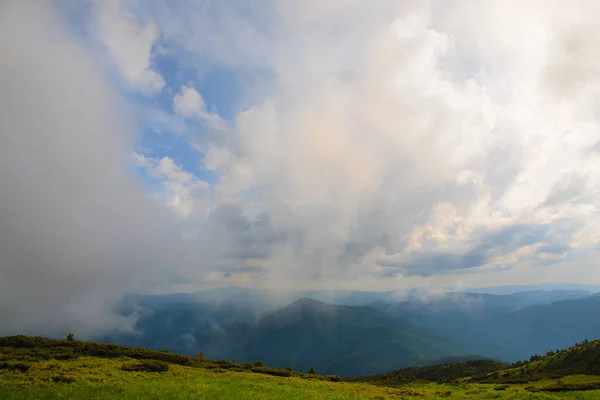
103, 286, 600, 376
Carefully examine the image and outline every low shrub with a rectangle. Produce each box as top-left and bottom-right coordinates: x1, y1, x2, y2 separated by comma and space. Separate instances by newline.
51, 375, 76, 383
251, 366, 291, 377
122, 360, 170, 373
0, 362, 30, 372
526, 382, 600, 392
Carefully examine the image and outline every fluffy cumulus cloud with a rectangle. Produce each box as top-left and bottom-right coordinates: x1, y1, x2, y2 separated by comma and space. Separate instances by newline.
177, 0, 600, 286
2, 0, 600, 334
95, 0, 165, 94
133, 153, 209, 218
173, 85, 226, 129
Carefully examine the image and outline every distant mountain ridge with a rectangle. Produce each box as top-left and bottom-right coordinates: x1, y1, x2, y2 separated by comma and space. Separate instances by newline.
104, 287, 600, 376
368, 290, 600, 361
107, 297, 465, 376
463, 295, 600, 360
124, 284, 598, 310
206, 298, 462, 376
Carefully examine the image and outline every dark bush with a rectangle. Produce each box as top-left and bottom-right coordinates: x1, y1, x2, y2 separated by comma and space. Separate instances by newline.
526, 382, 600, 392
0, 362, 31, 372
122, 360, 170, 373
51, 375, 76, 383
250, 366, 291, 377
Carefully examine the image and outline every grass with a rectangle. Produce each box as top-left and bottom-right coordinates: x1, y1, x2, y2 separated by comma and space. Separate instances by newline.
2, 356, 600, 399
2, 336, 600, 399
470, 340, 600, 384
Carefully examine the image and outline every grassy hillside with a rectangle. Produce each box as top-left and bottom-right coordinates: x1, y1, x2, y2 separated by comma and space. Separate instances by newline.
2, 336, 600, 399
0, 335, 341, 382
354, 359, 508, 385
472, 339, 600, 384
355, 339, 600, 394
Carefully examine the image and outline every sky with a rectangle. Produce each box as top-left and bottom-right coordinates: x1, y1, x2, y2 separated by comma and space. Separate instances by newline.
1, 0, 600, 335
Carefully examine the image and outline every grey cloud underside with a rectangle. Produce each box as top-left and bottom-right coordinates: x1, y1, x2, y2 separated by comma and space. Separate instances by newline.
196, 205, 585, 280
377, 222, 585, 276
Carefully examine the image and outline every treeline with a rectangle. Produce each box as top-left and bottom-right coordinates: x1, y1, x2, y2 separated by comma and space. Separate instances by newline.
511, 339, 592, 367
353, 338, 600, 387
351, 359, 507, 385
473, 339, 600, 384
0, 335, 341, 382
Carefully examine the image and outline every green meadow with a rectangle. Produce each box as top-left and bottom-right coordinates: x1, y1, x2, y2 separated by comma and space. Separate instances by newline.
2, 355, 600, 399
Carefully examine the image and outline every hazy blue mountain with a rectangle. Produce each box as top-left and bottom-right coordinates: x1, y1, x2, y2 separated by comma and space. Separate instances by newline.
103, 302, 259, 357
369, 290, 593, 337
105, 297, 465, 376
368, 290, 598, 361
465, 284, 600, 295
375, 292, 600, 361
124, 285, 594, 311
464, 295, 600, 360
223, 298, 462, 376
104, 287, 600, 376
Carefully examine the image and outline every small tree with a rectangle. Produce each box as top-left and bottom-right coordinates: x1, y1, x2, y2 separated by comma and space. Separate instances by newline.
254, 360, 264, 367
198, 352, 205, 361
309, 367, 316, 375
285, 365, 293, 372
66, 332, 75, 341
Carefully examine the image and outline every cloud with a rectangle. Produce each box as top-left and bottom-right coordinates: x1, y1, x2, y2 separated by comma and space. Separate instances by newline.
133, 153, 209, 218
377, 223, 557, 276
173, 85, 226, 130
3, 0, 600, 340
170, 0, 600, 286
0, 1, 175, 336
96, 0, 165, 94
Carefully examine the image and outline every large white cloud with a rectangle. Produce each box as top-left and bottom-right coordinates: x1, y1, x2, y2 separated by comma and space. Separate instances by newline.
0, 1, 176, 336
95, 0, 165, 94
151, 0, 600, 287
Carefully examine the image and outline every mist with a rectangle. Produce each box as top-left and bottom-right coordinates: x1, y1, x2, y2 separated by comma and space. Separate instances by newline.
0, 1, 175, 337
